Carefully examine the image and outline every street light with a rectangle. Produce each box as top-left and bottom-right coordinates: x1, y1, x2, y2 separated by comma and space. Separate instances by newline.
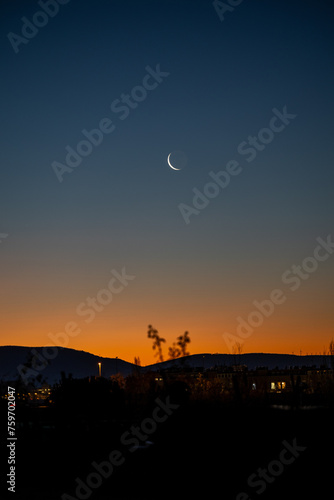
98, 362, 101, 377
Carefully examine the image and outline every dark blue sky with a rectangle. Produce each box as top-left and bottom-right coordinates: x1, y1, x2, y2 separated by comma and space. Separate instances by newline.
1, 0, 334, 361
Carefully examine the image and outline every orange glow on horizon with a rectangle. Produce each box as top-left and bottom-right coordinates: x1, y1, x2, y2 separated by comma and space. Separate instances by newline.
3, 316, 333, 366
2, 253, 333, 366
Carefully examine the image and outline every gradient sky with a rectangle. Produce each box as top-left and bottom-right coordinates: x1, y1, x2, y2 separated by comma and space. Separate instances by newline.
1, 0, 334, 365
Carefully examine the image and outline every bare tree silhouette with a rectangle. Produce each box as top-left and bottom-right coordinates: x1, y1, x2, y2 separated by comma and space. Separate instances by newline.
148, 325, 191, 361
177, 331, 191, 356
232, 341, 243, 366
147, 324, 166, 362
329, 339, 334, 370
168, 331, 191, 359
168, 343, 181, 359
134, 356, 141, 366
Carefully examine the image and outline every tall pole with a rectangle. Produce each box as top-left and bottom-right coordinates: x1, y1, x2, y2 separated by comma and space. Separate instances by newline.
98, 362, 101, 377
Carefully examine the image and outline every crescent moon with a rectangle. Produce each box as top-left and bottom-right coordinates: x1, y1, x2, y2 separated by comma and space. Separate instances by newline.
167, 153, 181, 171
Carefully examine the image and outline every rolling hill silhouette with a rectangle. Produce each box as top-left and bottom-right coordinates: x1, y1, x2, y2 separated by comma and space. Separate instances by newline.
0, 346, 331, 385
0, 346, 134, 385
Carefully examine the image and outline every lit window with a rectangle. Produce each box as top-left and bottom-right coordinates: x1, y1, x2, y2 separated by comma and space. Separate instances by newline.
281, 382, 286, 389
271, 382, 276, 390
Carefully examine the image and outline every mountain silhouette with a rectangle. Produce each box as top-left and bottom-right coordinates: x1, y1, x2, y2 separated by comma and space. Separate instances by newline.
0, 346, 135, 385
144, 352, 331, 371
0, 346, 331, 386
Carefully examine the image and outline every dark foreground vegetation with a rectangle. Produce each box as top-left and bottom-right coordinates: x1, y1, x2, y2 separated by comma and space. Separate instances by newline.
1, 370, 333, 500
